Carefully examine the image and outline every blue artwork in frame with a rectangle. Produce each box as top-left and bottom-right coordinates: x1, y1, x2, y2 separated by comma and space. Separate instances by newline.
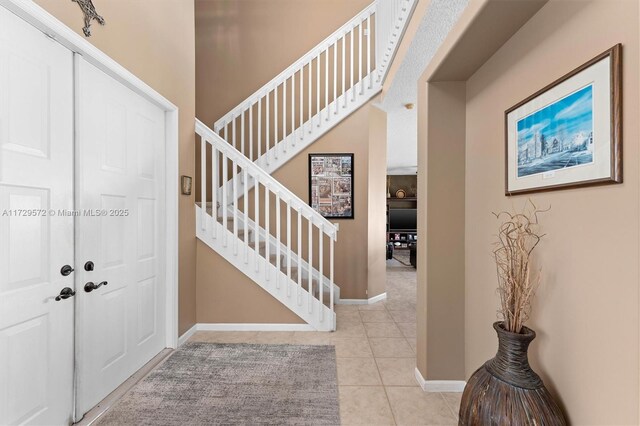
516, 85, 594, 178
505, 44, 622, 195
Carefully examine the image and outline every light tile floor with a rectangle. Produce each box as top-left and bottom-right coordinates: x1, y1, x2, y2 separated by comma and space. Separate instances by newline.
188, 259, 462, 425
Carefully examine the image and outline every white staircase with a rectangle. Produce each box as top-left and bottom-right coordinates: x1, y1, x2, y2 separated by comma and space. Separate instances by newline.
196, 120, 338, 331
196, 0, 416, 331
212, 0, 416, 177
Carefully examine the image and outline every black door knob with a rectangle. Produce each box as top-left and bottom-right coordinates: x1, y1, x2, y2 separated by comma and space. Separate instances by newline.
84, 281, 107, 293
55, 287, 76, 301
60, 265, 74, 276
84, 261, 95, 271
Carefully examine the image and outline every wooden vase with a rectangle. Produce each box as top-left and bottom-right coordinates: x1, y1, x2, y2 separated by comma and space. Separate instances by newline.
459, 322, 566, 425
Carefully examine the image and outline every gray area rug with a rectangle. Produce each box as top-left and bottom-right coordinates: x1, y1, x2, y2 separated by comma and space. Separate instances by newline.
96, 342, 340, 426
393, 249, 412, 267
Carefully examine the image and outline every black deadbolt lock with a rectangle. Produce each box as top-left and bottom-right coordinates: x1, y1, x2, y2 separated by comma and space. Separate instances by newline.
60, 265, 74, 276
84, 261, 95, 271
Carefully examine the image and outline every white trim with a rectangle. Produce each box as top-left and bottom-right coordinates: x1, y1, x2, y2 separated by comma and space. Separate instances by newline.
197, 323, 316, 332
178, 324, 198, 347
414, 368, 466, 392
337, 292, 387, 305
164, 107, 179, 350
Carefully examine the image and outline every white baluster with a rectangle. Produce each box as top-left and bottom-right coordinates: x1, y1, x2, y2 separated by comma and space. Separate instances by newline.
308, 62, 313, 133
286, 203, 292, 296
232, 116, 237, 150
212, 146, 217, 240
249, 103, 253, 161
367, 14, 372, 89
233, 163, 238, 254
291, 73, 296, 146
241, 110, 245, 157
266, 91, 270, 165
257, 98, 262, 161
276, 193, 281, 289
274, 85, 278, 160
308, 218, 313, 313
324, 47, 329, 121
330, 236, 334, 312
254, 176, 260, 272
333, 41, 338, 115
265, 188, 270, 282
358, 20, 363, 95
342, 34, 346, 108
297, 208, 302, 304
300, 67, 304, 140
319, 225, 324, 321
316, 52, 320, 126
201, 137, 206, 230
350, 28, 354, 102
283, 79, 287, 153
222, 151, 228, 248
243, 167, 249, 263
375, 8, 381, 82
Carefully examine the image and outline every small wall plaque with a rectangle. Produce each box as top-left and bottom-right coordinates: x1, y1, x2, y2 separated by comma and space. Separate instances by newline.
181, 176, 192, 196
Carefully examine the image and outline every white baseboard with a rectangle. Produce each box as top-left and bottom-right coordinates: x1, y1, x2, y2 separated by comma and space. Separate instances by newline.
337, 292, 387, 305
177, 324, 198, 347
196, 323, 316, 332
414, 367, 466, 392
177, 322, 320, 347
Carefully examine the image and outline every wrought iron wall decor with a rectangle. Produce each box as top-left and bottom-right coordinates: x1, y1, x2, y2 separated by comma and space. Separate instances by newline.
72, 0, 105, 37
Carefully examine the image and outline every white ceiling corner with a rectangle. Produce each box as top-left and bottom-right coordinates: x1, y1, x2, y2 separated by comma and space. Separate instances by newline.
382, 0, 469, 174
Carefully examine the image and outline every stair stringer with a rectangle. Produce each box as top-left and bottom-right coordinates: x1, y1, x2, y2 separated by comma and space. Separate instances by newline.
196, 205, 336, 332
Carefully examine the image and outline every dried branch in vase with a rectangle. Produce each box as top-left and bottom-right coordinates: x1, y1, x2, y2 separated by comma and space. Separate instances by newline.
492, 200, 548, 334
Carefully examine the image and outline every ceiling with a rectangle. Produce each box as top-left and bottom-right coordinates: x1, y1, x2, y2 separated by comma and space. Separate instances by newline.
380, 0, 469, 175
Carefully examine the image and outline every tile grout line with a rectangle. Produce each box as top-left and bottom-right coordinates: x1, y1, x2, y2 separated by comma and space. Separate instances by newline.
372, 304, 398, 426
438, 392, 460, 421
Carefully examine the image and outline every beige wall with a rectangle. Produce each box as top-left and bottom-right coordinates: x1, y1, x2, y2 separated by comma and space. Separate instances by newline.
418, 0, 638, 423
417, 81, 466, 380
195, 0, 384, 323
195, 240, 303, 324
367, 104, 388, 298
34, 0, 197, 335
465, 1, 639, 423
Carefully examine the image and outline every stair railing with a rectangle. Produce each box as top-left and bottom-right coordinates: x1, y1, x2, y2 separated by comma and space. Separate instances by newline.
197, 119, 337, 316
375, 0, 416, 83
213, 3, 377, 165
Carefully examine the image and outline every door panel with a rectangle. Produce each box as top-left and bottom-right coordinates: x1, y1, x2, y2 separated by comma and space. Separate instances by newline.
0, 6, 74, 426
75, 57, 166, 417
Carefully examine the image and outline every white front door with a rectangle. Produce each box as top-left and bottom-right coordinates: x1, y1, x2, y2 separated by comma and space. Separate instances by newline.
75, 57, 167, 417
0, 6, 75, 426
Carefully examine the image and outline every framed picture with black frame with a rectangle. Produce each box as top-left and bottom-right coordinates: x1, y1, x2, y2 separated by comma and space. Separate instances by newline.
308, 153, 354, 219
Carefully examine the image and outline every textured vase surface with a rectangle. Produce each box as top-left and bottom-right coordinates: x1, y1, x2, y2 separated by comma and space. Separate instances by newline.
459, 322, 566, 425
